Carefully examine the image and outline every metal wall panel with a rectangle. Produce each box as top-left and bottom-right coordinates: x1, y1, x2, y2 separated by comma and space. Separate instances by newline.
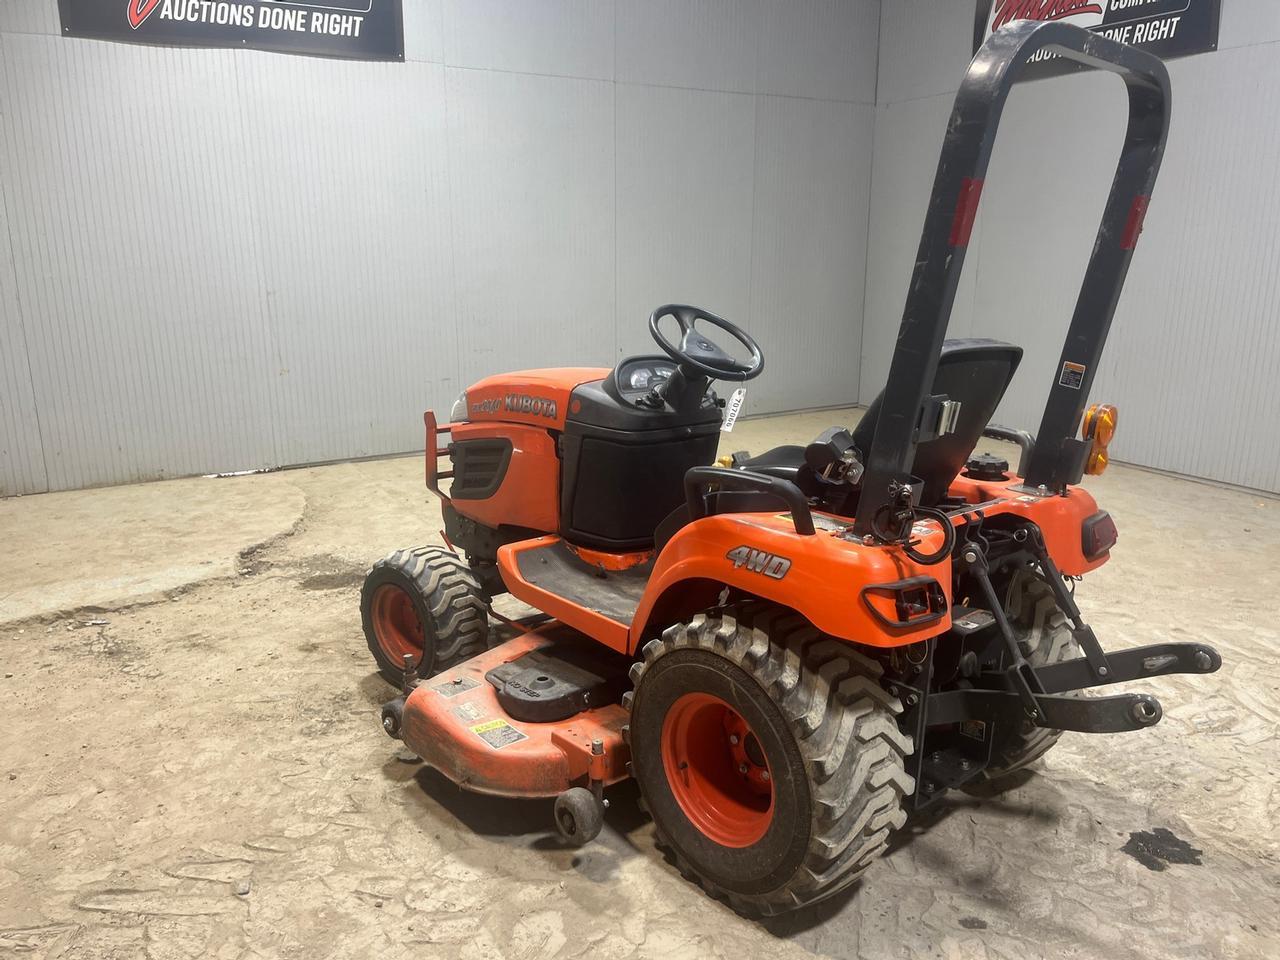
0, 35, 278, 491
446, 67, 616, 384
616, 0, 762, 94
403, 0, 445, 64
615, 83, 756, 360
756, 0, 879, 102
442, 0, 614, 79
0, 36, 47, 497
0, 1, 60, 37
236, 54, 458, 466
1, 1, 880, 494
749, 95, 873, 413
865, 1, 1280, 492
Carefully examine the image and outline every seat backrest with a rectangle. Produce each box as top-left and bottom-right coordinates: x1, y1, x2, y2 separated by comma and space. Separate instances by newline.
851, 338, 1022, 504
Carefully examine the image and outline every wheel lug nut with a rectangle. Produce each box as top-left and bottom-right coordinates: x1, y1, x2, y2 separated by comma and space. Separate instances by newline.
760, 771, 770, 782
729, 734, 739, 745
739, 763, 749, 774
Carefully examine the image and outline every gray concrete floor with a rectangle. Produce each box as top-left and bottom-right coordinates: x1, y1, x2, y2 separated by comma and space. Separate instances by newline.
1, 407, 1277, 959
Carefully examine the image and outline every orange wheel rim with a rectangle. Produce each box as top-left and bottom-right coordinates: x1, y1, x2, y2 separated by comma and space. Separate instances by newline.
660, 692, 774, 848
371, 584, 424, 666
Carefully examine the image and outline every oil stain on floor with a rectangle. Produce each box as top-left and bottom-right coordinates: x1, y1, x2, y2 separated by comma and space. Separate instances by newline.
1122, 828, 1204, 871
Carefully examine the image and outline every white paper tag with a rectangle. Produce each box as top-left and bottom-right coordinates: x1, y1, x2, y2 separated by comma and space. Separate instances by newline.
721, 387, 747, 432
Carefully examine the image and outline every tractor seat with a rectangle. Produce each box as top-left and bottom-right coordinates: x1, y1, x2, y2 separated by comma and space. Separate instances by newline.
736, 445, 806, 483
737, 338, 1023, 505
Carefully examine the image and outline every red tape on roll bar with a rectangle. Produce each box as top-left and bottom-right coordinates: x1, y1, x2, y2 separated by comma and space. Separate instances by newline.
1121, 195, 1150, 250
949, 178, 984, 247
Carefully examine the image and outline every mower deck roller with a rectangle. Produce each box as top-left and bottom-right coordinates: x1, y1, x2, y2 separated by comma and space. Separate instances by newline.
362, 20, 1221, 917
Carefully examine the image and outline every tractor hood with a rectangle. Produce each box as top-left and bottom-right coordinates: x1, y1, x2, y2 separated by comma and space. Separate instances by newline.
462, 368, 610, 430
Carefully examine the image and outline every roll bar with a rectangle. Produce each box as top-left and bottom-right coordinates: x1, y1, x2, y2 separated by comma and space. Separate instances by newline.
853, 20, 1171, 535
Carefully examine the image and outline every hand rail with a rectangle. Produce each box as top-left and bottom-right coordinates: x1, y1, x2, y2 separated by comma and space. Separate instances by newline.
684, 466, 816, 536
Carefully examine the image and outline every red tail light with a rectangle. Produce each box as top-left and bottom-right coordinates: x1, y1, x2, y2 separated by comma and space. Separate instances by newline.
1082, 511, 1118, 560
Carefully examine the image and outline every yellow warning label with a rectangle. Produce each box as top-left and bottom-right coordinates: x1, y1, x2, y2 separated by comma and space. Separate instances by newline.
470, 718, 527, 749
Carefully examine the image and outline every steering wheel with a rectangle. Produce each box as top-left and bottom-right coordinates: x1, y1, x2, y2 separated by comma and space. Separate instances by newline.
648, 304, 764, 382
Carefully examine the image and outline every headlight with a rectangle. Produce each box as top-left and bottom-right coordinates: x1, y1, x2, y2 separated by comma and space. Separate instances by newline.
450, 391, 468, 423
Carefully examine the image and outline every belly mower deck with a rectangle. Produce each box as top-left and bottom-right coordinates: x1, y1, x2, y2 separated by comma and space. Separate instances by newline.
381, 621, 632, 801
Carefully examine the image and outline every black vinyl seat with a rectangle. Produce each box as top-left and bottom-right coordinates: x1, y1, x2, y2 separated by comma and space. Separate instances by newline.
742, 338, 1023, 506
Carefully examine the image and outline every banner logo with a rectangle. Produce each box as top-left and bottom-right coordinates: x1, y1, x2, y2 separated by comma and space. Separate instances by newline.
128, 0, 161, 29
991, 1, 1105, 32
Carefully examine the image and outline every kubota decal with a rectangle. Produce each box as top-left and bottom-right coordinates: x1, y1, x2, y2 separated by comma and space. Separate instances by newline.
726, 545, 792, 580
504, 394, 558, 419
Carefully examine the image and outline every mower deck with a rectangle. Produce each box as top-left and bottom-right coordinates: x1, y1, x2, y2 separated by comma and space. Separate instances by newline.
396, 621, 631, 799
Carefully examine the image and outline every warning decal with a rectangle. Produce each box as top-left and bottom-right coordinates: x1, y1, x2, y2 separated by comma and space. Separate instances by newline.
432, 676, 479, 699
470, 718, 528, 750
1058, 361, 1086, 390
451, 701, 484, 723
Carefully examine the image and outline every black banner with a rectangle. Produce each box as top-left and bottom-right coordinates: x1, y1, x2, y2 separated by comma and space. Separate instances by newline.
59, 0, 404, 62
974, 0, 1220, 79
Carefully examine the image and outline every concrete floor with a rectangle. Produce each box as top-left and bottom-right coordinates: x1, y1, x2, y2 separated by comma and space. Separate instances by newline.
1, 407, 1277, 960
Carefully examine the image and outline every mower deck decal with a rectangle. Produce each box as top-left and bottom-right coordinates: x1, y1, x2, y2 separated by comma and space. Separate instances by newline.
470, 718, 528, 749
432, 676, 480, 699
451, 701, 485, 723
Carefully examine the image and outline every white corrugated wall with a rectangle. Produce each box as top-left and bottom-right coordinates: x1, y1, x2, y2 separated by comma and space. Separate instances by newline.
864, 0, 1280, 493
0, 0, 881, 495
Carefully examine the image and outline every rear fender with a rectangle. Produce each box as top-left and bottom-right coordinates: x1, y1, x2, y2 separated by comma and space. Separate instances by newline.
628, 513, 953, 654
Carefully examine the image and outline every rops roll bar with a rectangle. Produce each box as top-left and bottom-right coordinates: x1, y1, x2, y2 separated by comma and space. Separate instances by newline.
853, 20, 1171, 536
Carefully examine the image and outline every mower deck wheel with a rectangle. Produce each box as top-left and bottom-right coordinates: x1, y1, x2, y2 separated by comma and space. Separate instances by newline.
553, 787, 603, 846
360, 546, 489, 685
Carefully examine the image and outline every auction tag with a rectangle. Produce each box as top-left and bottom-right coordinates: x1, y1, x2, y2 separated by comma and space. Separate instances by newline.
721, 387, 747, 432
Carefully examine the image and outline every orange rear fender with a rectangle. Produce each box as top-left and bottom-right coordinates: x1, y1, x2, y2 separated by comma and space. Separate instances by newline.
629, 512, 954, 654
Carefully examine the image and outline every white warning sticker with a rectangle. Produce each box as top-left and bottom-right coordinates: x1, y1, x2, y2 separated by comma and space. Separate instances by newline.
721, 387, 747, 432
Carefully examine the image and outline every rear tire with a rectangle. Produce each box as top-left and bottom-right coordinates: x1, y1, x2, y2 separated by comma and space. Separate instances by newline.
970, 569, 1080, 787
360, 547, 488, 685
626, 603, 915, 916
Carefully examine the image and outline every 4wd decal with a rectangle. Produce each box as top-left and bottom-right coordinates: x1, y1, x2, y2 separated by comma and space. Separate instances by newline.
726, 545, 792, 580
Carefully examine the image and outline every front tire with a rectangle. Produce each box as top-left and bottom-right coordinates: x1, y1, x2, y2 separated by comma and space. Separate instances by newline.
360, 547, 489, 685
626, 604, 914, 916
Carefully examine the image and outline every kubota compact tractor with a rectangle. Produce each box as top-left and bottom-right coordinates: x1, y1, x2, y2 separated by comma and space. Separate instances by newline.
361, 21, 1220, 916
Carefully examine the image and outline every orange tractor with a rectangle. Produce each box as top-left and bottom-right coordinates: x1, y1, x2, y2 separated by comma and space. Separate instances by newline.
362, 21, 1219, 915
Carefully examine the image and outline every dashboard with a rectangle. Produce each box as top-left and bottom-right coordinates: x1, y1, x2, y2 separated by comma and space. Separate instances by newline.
611, 356, 677, 400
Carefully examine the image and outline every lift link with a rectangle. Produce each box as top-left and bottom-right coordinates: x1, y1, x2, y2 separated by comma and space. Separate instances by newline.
957, 541, 1044, 720
1023, 523, 1112, 681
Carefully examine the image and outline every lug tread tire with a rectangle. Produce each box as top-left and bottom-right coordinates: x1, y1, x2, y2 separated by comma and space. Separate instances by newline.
978, 570, 1080, 782
361, 546, 488, 683
629, 602, 915, 916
